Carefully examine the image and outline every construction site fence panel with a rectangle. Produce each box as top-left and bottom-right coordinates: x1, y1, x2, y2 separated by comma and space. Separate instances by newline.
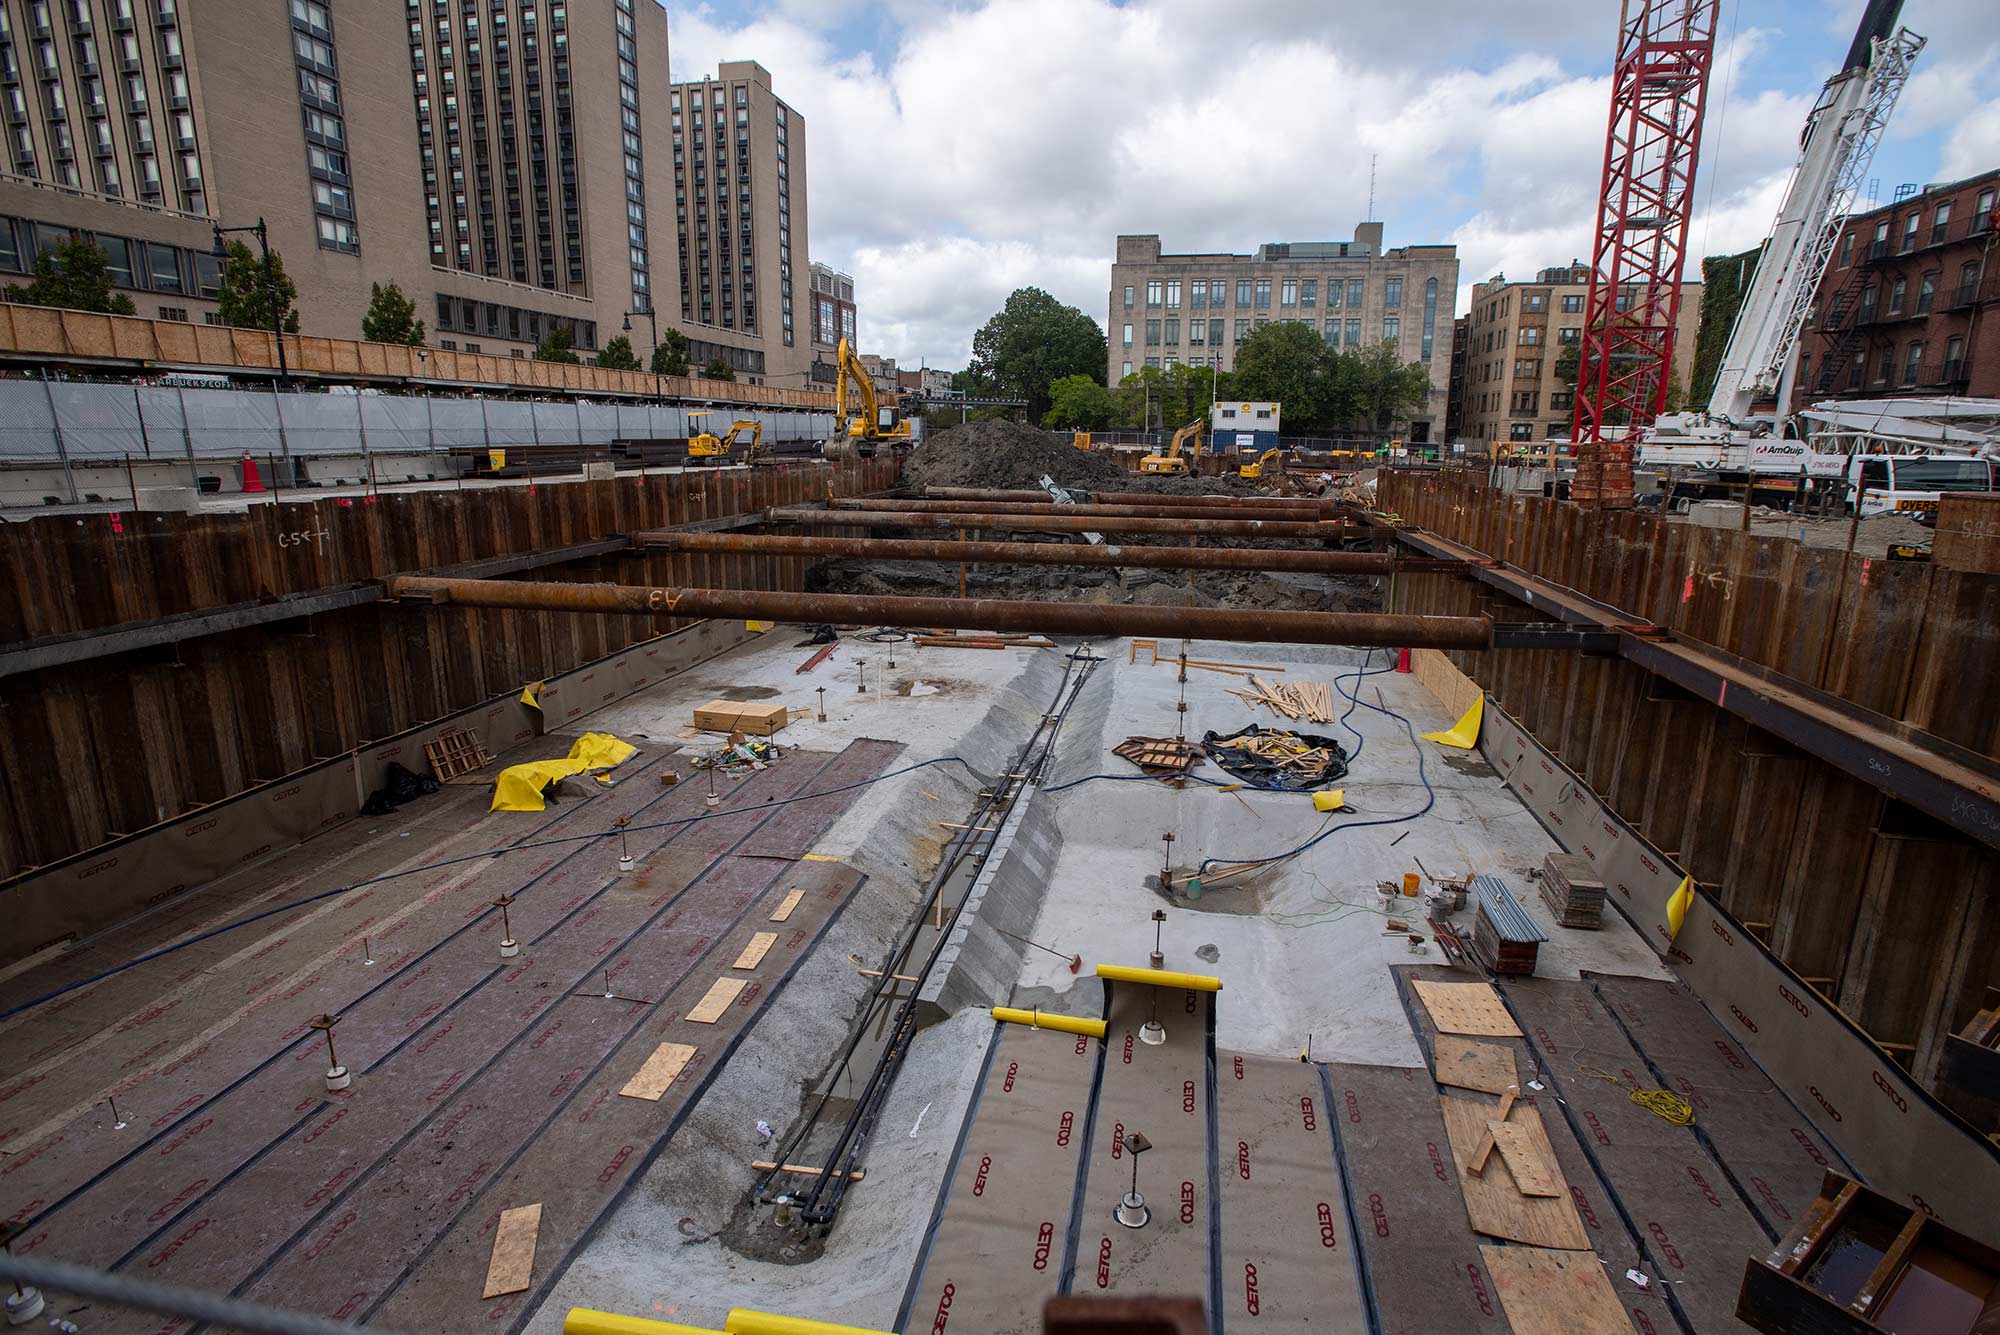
0, 379, 837, 461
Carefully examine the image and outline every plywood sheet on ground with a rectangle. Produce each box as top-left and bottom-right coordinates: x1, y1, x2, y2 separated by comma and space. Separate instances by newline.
619, 1041, 697, 1101
901, 1018, 1101, 1335
1440, 1096, 1589, 1250
732, 931, 777, 970
1489, 1120, 1561, 1196
686, 976, 746, 1023
1480, 1245, 1635, 1335
1078, 983, 1212, 1298
482, 1203, 541, 1298
1414, 980, 1524, 1037
769, 888, 804, 921
1436, 1034, 1520, 1096
1216, 1052, 1368, 1330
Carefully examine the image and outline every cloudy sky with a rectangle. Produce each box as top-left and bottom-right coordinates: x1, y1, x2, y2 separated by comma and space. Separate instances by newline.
660, 0, 2000, 370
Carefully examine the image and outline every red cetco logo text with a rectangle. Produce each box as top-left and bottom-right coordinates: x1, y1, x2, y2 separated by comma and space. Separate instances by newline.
1317, 1202, 1339, 1248
972, 1156, 991, 1197
1056, 1111, 1073, 1147
1180, 1181, 1196, 1224
1300, 1096, 1318, 1131
1031, 1223, 1053, 1271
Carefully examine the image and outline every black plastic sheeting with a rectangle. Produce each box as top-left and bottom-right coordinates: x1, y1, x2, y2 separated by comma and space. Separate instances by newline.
1200, 725, 1349, 792
360, 761, 441, 816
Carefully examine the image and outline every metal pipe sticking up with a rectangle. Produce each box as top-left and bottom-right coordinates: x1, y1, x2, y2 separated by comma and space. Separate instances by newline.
634, 531, 1459, 576
387, 576, 1495, 650
832, 497, 1334, 521
763, 506, 1348, 540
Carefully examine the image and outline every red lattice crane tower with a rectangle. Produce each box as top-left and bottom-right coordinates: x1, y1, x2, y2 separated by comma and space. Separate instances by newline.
1570, 0, 1720, 508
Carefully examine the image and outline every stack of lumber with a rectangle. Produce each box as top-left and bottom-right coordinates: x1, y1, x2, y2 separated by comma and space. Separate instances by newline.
914, 632, 1055, 650
1209, 729, 1340, 780
1227, 676, 1335, 723
1538, 852, 1606, 929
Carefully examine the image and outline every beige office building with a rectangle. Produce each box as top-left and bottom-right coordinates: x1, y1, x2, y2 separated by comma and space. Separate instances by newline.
1456, 262, 1703, 447
1109, 223, 1458, 441
665, 60, 809, 385
0, 1, 797, 384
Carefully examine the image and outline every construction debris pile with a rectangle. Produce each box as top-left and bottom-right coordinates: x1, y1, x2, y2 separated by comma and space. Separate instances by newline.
903, 420, 1123, 491
1228, 676, 1338, 723
1201, 724, 1349, 791
806, 558, 1376, 613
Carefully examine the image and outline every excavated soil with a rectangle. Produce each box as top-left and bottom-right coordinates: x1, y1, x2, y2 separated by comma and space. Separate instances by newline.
805, 558, 1381, 613
904, 421, 1123, 490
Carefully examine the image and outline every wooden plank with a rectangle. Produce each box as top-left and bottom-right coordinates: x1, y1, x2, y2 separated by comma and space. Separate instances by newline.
686, 976, 747, 1024
482, 1203, 542, 1299
770, 887, 804, 921
732, 930, 778, 971
1435, 1035, 1519, 1096
619, 1041, 698, 1101
1413, 979, 1523, 1037
1479, 1245, 1636, 1335
1468, 1088, 1518, 1176
1439, 1096, 1588, 1250
1489, 1120, 1561, 1197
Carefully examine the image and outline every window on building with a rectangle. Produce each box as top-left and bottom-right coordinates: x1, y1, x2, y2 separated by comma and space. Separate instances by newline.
1121, 323, 1133, 347
1560, 294, 1583, 313
1974, 190, 1995, 233
1838, 231, 1854, 267
1164, 318, 1179, 345
1190, 282, 1206, 310
1944, 334, 1966, 381
1165, 279, 1179, 309
1347, 278, 1364, 308
1121, 361, 1133, 379
1300, 280, 1315, 307
1189, 320, 1205, 345
1144, 356, 1159, 369
1253, 279, 1270, 309
1900, 212, 1920, 252
1385, 276, 1403, 308
1234, 319, 1249, 343
1145, 318, 1160, 345
1960, 262, 1981, 307
1889, 275, 1906, 313
1383, 316, 1399, 342
1146, 279, 1161, 307
1346, 319, 1361, 346
1903, 340, 1923, 385
1208, 319, 1222, 345
1323, 318, 1339, 346
1421, 278, 1438, 361
144, 242, 182, 292
1326, 279, 1341, 310
1847, 350, 1864, 390
1557, 326, 1580, 344
1281, 279, 1297, 306
1514, 359, 1540, 378
1235, 279, 1251, 307
1859, 284, 1877, 319
1931, 201, 1952, 245
1122, 284, 1133, 308
1518, 326, 1541, 345
1521, 289, 1545, 313
1876, 342, 1896, 383
1917, 271, 1936, 315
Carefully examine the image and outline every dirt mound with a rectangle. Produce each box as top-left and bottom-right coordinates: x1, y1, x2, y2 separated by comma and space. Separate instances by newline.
1111, 472, 1268, 498
905, 420, 1124, 491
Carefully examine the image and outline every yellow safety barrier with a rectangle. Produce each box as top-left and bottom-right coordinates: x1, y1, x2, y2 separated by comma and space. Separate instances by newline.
1420, 696, 1483, 750
1096, 964, 1223, 992
725, 1312, 899, 1335
990, 1006, 1108, 1038
564, 1309, 725, 1335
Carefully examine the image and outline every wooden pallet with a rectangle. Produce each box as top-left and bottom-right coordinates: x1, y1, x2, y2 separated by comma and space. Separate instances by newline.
425, 727, 494, 783
1113, 735, 1200, 778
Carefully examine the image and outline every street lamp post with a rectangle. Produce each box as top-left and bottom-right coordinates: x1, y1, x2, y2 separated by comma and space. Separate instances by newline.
623, 307, 659, 398
211, 218, 289, 389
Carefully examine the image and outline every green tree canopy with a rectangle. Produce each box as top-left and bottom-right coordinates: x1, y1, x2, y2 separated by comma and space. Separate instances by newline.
968, 287, 1108, 421
536, 326, 580, 363
360, 281, 425, 345
1232, 322, 1336, 425
1691, 246, 1760, 407
651, 328, 690, 376
3, 237, 136, 315
595, 335, 641, 371
703, 355, 737, 381
215, 239, 300, 333
1042, 374, 1121, 430
1341, 339, 1435, 433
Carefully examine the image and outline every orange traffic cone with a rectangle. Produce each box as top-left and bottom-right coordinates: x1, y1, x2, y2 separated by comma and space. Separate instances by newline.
240, 452, 266, 494
1394, 648, 1412, 673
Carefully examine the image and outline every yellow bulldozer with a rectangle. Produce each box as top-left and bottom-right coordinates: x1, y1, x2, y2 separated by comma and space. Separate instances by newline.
1140, 418, 1205, 475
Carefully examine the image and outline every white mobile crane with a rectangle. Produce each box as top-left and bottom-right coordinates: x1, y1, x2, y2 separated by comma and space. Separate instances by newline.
1640, 0, 1926, 495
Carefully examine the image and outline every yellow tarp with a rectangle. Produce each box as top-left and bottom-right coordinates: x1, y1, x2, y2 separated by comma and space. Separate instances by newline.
1665, 875, 1695, 937
491, 732, 638, 811
1421, 695, 1483, 749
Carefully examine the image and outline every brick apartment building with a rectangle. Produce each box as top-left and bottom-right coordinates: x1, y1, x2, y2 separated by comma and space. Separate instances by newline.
1791, 169, 2000, 409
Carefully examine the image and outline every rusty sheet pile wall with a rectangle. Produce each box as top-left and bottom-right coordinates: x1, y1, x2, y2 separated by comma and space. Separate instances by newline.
0, 458, 897, 909
1379, 472, 2000, 1098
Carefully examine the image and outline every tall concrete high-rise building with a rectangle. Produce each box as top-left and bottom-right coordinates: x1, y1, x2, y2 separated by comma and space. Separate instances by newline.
0, 2, 804, 384
1457, 262, 1702, 447
1109, 223, 1458, 442
665, 60, 809, 385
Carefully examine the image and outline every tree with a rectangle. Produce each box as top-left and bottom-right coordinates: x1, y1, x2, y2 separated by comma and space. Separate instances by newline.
215, 239, 300, 334
595, 335, 641, 371
3, 237, 137, 314
1342, 339, 1434, 433
1232, 322, 1336, 426
651, 328, 690, 376
1554, 340, 1581, 390
968, 287, 1107, 421
703, 355, 736, 381
1691, 246, 1760, 406
1042, 374, 1121, 430
360, 281, 424, 345
536, 326, 580, 363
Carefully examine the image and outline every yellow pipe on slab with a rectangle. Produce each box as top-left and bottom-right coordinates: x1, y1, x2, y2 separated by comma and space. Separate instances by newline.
564, 1309, 725, 1335
725, 1312, 899, 1335
1096, 963, 1224, 992
990, 1006, 1108, 1038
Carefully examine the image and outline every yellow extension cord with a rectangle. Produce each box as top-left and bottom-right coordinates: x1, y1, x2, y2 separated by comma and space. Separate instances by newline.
1629, 1088, 1696, 1126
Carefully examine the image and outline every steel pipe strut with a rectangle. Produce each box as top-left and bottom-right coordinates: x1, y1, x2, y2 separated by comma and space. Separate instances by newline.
834, 497, 1332, 521
920, 486, 1344, 511
387, 576, 1494, 650
635, 530, 1434, 575
764, 506, 1347, 540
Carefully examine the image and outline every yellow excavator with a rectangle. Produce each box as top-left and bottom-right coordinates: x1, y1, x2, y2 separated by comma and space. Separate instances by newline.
1140, 418, 1205, 475
825, 338, 912, 459
687, 414, 764, 466
1239, 448, 1282, 480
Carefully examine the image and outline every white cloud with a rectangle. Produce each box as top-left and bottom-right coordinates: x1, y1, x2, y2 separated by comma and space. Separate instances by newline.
654, 0, 1994, 369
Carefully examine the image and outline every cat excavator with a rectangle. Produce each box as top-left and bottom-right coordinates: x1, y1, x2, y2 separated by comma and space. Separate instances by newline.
687, 413, 765, 466
824, 338, 912, 459
1238, 448, 1282, 480
1139, 418, 1205, 475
